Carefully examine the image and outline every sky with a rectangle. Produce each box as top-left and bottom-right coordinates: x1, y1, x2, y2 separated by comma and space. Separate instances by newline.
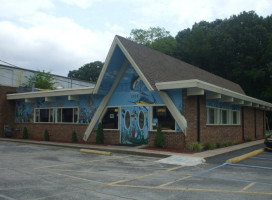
0, 0, 272, 77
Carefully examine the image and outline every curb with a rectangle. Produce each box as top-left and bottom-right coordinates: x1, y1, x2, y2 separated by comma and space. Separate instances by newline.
80, 149, 112, 156
226, 148, 265, 163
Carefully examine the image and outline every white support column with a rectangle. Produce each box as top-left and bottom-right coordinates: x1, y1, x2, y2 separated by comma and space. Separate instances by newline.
83, 60, 129, 141
159, 91, 187, 135
25, 98, 35, 103
206, 93, 221, 99
68, 95, 79, 101
220, 96, 234, 103
187, 88, 204, 96
45, 97, 56, 102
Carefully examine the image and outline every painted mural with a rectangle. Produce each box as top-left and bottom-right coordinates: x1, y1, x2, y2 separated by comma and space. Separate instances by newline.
121, 106, 149, 145
15, 94, 103, 123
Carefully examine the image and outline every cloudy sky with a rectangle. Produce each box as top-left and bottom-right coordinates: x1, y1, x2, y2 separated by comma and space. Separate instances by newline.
0, 0, 271, 77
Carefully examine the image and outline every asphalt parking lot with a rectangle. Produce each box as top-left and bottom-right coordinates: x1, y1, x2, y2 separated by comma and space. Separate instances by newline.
0, 141, 271, 200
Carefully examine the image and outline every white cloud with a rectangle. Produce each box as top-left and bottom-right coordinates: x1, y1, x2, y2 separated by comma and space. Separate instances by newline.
59, 0, 100, 9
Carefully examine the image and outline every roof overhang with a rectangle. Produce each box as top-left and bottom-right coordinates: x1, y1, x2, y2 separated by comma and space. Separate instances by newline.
156, 79, 272, 111
6, 87, 94, 100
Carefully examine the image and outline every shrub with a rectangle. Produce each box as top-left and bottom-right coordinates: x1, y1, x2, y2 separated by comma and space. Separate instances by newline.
44, 129, 50, 141
22, 127, 28, 139
203, 142, 216, 150
223, 141, 233, 147
189, 142, 203, 152
246, 137, 253, 142
215, 142, 222, 148
95, 123, 104, 144
71, 131, 78, 143
154, 125, 165, 148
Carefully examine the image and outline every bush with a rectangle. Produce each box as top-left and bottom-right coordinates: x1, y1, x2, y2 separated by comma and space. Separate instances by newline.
189, 142, 203, 152
246, 137, 253, 142
22, 127, 28, 139
203, 142, 216, 150
215, 142, 222, 148
154, 125, 165, 148
223, 141, 232, 147
71, 131, 78, 143
95, 123, 104, 144
44, 129, 50, 141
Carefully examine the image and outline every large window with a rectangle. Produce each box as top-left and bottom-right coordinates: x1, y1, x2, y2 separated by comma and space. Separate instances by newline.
35, 108, 54, 123
207, 107, 240, 125
152, 106, 175, 130
102, 107, 119, 129
56, 107, 78, 123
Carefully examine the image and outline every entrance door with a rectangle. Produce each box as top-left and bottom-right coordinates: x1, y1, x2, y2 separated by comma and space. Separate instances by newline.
120, 106, 149, 145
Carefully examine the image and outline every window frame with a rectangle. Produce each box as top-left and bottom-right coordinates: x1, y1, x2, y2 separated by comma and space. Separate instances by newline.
124, 110, 131, 130
56, 107, 79, 124
34, 107, 54, 123
151, 105, 176, 132
138, 110, 145, 130
101, 107, 120, 130
206, 106, 240, 126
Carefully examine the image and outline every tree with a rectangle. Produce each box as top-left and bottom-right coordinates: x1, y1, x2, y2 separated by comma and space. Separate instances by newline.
68, 61, 103, 82
128, 27, 176, 56
95, 123, 104, 144
154, 125, 165, 148
25, 70, 55, 89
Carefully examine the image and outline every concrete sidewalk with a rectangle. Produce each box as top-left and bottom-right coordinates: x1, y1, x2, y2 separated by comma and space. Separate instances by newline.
0, 138, 265, 159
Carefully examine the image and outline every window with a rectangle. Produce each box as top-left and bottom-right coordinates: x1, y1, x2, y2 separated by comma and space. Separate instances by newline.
138, 111, 145, 130
35, 108, 54, 123
152, 106, 175, 130
206, 106, 240, 125
221, 110, 228, 124
56, 107, 78, 123
232, 111, 239, 125
207, 108, 216, 124
125, 111, 130, 129
102, 107, 119, 129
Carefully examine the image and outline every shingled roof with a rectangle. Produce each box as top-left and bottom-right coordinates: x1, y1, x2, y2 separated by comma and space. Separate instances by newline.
116, 35, 245, 95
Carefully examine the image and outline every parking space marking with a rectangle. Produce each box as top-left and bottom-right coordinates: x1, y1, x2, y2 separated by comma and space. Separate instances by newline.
157, 175, 192, 187
241, 183, 255, 191
40, 169, 105, 184
111, 184, 272, 196
195, 163, 227, 176
165, 165, 185, 171
229, 163, 272, 170
33, 155, 132, 170
251, 156, 272, 161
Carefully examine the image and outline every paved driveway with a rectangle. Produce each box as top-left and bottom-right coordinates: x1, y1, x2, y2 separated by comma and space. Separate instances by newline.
0, 141, 271, 200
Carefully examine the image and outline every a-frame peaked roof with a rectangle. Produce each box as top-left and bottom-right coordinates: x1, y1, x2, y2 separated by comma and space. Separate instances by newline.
116, 35, 245, 95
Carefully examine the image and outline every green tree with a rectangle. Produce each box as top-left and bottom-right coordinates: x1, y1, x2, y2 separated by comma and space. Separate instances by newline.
128, 27, 176, 56
71, 130, 78, 143
68, 61, 103, 82
95, 123, 104, 144
22, 127, 28, 139
154, 125, 165, 148
25, 70, 55, 89
44, 129, 50, 141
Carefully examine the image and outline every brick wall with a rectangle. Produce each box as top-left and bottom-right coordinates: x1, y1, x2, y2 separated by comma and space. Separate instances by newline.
183, 92, 265, 148
149, 131, 185, 149
0, 86, 16, 137
11, 123, 121, 144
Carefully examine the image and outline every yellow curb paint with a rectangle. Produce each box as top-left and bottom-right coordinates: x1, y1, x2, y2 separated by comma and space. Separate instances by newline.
79, 149, 112, 156
226, 148, 265, 164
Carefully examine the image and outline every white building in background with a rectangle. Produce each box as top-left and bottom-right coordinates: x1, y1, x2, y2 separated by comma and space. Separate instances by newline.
0, 64, 94, 89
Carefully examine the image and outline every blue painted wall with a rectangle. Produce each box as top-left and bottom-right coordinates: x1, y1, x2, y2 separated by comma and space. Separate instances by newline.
206, 99, 241, 111
15, 94, 103, 123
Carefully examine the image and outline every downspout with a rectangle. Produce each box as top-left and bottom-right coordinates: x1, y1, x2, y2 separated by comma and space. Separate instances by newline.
254, 108, 257, 139
242, 107, 245, 141
197, 96, 200, 143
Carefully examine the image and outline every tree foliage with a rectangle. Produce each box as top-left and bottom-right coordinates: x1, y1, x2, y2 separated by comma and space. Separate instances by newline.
26, 70, 55, 89
128, 27, 177, 56
175, 11, 272, 101
95, 123, 104, 144
154, 125, 165, 148
68, 61, 103, 82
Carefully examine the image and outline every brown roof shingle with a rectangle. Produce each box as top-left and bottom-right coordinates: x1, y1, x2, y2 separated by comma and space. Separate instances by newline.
117, 35, 245, 95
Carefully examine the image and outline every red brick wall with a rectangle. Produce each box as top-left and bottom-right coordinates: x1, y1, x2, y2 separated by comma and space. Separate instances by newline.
0, 86, 16, 137
149, 131, 185, 149
11, 123, 121, 144
183, 92, 265, 148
